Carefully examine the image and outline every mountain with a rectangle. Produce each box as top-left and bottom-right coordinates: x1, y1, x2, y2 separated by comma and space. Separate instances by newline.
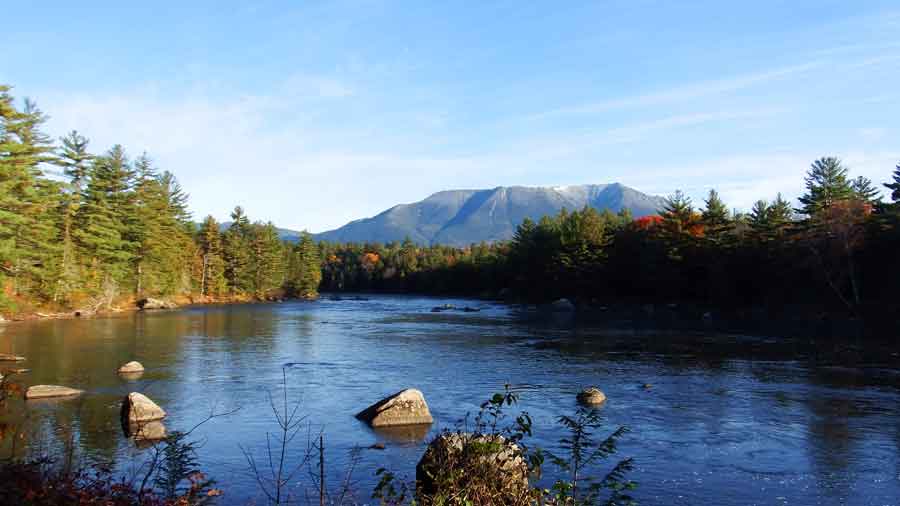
314, 183, 665, 246
214, 222, 304, 242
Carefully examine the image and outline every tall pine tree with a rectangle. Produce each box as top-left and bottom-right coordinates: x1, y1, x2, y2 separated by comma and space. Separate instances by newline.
797, 157, 853, 216
0, 88, 59, 306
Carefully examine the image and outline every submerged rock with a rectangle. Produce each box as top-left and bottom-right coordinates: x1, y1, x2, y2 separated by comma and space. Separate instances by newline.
118, 361, 145, 374
416, 433, 528, 500
121, 392, 167, 423
551, 298, 575, 312
25, 385, 84, 400
356, 388, 433, 427
577, 387, 607, 405
136, 298, 177, 310
125, 420, 167, 441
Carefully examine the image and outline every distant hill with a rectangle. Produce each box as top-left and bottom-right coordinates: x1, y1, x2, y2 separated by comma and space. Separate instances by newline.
314, 183, 665, 246
215, 222, 304, 242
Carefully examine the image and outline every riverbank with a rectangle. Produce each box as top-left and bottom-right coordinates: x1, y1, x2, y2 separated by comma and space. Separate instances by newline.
0, 292, 317, 323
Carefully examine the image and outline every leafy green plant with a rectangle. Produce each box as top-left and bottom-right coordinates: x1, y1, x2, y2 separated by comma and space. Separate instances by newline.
542, 407, 636, 506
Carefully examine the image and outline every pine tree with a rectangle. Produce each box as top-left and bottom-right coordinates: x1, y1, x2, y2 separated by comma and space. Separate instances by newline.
74, 145, 135, 299
662, 190, 698, 240
288, 231, 321, 298
701, 189, 731, 241
198, 215, 226, 297
0, 89, 59, 307
797, 157, 853, 216
223, 206, 251, 294
129, 157, 193, 297
850, 176, 880, 203
248, 222, 284, 297
884, 162, 900, 203
53, 131, 94, 302
769, 193, 794, 226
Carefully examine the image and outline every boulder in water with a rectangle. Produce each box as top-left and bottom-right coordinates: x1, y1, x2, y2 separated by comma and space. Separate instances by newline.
122, 392, 167, 422
125, 420, 167, 441
25, 385, 83, 399
356, 388, 433, 427
416, 432, 528, 500
577, 387, 606, 405
136, 298, 177, 310
118, 361, 145, 374
551, 298, 575, 312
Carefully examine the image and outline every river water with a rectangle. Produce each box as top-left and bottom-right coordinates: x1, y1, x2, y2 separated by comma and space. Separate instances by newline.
1, 295, 898, 505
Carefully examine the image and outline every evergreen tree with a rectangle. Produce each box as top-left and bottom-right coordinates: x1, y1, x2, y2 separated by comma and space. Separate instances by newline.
129, 157, 193, 297
74, 145, 135, 298
288, 231, 321, 298
850, 176, 880, 203
53, 131, 94, 302
883, 162, 900, 203
797, 157, 853, 216
769, 193, 794, 226
248, 222, 284, 297
198, 215, 226, 297
0, 89, 59, 306
701, 189, 731, 241
223, 206, 251, 293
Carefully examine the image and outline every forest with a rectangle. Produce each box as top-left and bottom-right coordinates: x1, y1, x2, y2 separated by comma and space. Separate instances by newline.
0, 84, 321, 314
3, 83, 900, 333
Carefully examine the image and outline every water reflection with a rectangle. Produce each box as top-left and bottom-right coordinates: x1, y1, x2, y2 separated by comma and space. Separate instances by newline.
1, 296, 898, 505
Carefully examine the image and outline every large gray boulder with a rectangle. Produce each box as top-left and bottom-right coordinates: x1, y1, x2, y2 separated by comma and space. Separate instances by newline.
136, 298, 177, 310
25, 385, 83, 399
416, 433, 529, 500
121, 392, 167, 422
356, 388, 433, 427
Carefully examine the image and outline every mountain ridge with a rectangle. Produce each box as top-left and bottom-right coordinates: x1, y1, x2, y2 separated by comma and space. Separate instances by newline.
314, 183, 665, 246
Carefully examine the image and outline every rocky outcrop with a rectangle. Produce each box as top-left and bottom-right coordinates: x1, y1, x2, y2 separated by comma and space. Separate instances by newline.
416, 433, 529, 500
577, 387, 606, 405
25, 385, 84, 399
0, 354, 25, 362
121, 392, 167, 423
118, 361, 145, 374
356, 388, 433, 427
136, 298, 177, 310
551, 298, 575, 312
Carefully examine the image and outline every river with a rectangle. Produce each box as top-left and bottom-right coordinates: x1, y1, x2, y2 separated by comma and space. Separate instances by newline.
1, 295, 898, 505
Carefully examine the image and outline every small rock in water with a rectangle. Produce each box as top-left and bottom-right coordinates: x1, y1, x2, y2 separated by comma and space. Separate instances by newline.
118, 361, 145, 374
136, 298, 177, 310
642, 383, 653, 390
356, 388, 433, 427
551, 298, 575, 312
25, 385, 84, 400
576, 387, 607, 405
0, 354, 25, 362
122, 392, 167, 422
369, 442, 386, 450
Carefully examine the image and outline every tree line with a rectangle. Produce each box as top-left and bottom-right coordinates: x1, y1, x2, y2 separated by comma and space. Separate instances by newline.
1, 84, 319, 314
4, 82, 900, 326
320, 158, 900, 326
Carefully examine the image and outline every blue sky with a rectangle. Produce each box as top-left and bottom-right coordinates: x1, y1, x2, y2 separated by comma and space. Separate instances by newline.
2, 1, 898, 232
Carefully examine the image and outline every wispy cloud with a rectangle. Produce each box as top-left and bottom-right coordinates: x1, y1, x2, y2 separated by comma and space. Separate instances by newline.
526, 62, 821, 120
